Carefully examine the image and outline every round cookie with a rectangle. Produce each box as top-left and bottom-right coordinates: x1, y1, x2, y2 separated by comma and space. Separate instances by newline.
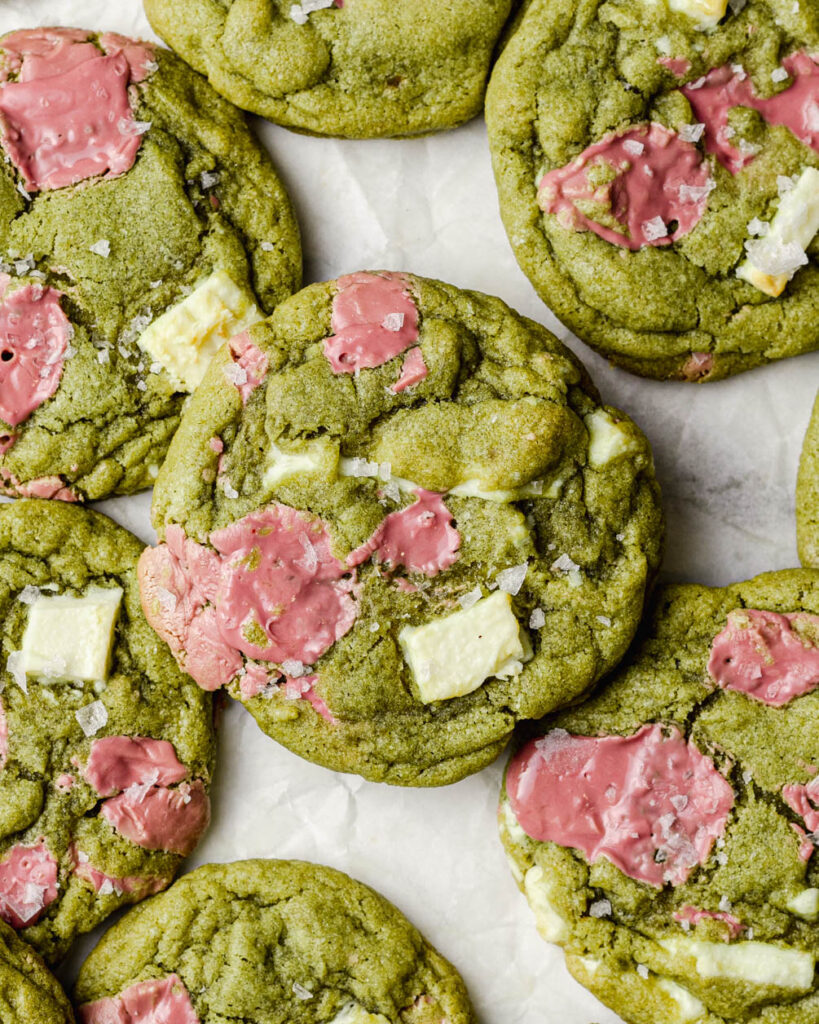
797, 391, 819, 567
0, 919, 74, 1023
140, 270, 663, 785
143, 0, 515, 138
0, 26, 301, 500
0, 500, 215, 962
487, 0, 819, 381
500, 569, 819, 1024
73, 859, 475, 1024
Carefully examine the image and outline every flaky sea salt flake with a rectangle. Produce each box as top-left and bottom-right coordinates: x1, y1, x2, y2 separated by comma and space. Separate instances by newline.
551, 553, 580, 574
292, 983, 313, 1000
678, 122, 705, 142
459, 586, 482, 610
223, 363, 248, 386
747, 217, 768, 236
771, 66, 790, 82
76, 700, 108, 737
89, 240, 111, 258
589, 899, 612, 918
623, 139, 645, 156
642, 216, 668, 241
529, 607, 546, 629
382, 312, 405, 332
496, 562, 528, 595
6, 650, 26, 692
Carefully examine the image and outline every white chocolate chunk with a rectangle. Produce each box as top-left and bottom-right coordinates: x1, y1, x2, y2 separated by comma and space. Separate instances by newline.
655, 978, 706, 1022
328, 1004, 390, 1024
399, 591, 529, 703
263, 437, 339, 489
661, 937, 814, 989
786, 888, 819, 920
585, 409, 638, 468
523, 864, 569, 943
737, 167, 819, 296
137, 270, 261, 391
21, 587, 122, 683
642, 0, 727, 28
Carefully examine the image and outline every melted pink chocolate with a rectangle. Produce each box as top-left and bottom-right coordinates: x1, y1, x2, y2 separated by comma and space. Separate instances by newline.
228, 332, 268, 404
101, 780, 209, 856
239, 661, 272, 699
538, 123, 711, 250
98, 33, 156, 83
391, 346, 428, 393
323, 272, 419, 373
209, 504, 357, 664
79, 976, 199, 1024
673, 904, 743, 938
708, 609, 819, 706
0, 285, 70, 427
282, 675, 336, 723
792, 822, 815, 862
0, 843, 58, 928
0, 30, 155, 191
507, 724, 734, 888
658, 56, 691, 78
783, 777, 819, 841
347, 490, 460, 577
56, 773, 74, 791
84, 736, 189, 797
14, 474, 77, 501
70, 844, 167, 898
682, 352, 714, 381
683, 53, 819, 173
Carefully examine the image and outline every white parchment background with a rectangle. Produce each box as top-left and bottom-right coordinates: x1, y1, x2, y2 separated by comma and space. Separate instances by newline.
2, 1, 818, 1020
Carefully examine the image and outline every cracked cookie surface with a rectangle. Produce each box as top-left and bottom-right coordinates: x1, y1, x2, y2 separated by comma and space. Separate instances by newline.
144, 0, 514, 138
0, 500, 215, 962
500, 568, 819, 1024
142, 271, 663, 786
0, 918, 73, 1023
0, 27, 301, 501
486, 0, 819, 380
73, 859, 476, 1024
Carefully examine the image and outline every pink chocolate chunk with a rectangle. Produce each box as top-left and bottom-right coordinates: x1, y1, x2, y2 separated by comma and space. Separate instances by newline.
84, 736, 189, 797
783, 776, 819, 839
227, 332, 268, 404
347, 489, 460, 577
282, 675, 336, 723
707, 609, 819, 706
79, 976, 199, 1024
538, 123, 712, 250
506, 723, 734, 888
13, 474, 77, 501
0, 29, 155, 192
323, 272, 419, 373
658, 56, 691, 78
673, 904, 743, 937
391, 346, 428, 393
0, 285, 70, 427
70, 845, 168, 899
0, 843, 59, 928
210, 504, 357, 664
683, 52, 819, 174
101, 779, 210, 857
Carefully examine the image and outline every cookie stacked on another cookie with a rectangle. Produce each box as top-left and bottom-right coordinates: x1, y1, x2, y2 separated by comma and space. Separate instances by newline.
144, 0, 516, 138
500, 569, 819, 1024
488, 0, 819, 380
0, 26, 301, 501
0, 500, 215, 962
138, 270, 663, 785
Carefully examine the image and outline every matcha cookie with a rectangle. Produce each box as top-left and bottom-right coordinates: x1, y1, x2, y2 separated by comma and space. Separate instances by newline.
487, 0, 819, 381
0, 500, 215, 962
0, 26, 301, 501
797, 391, 819, 567
144, 0, 515, 138
140, 271, 662, 786
0, 920, 73, 1023
74, 859, 475, 1024
500, 568, 819, 1024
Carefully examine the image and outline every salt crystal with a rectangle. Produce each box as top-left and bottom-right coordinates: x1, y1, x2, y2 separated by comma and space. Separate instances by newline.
716, 851, 729, 866
741, 769, 752, 784
589, 898, 612, 918
771, 66, 789, 82
496, 562, 528, 595
671, 794, 688, 812
223, 363, 248, 386
75, 700, 108, 737
655, 35, 672, 54
777, 174, 798, 194
688, 75, 707, 89
718, 895, 732, 912
459, 586, 482, 610
149, 362, 163, 374
260, 241, 275, 251
282, 659, 306, 677
290, 3, 308, 21
118, 117, 151, 136
747, 217, 768, 236
369, 621, 380, 632
529, 607, 546, 629
97, 348, 110, 364
143, 59, 159, 74
744, 237, 807, 276
382, 312, 405, 332
623, 139, 644, 156
14, 255, 34, 275
551, 553, 580, 574
222, 480, 239, 500
17, 585, 39, 604
89, 240, 111, 258
6, 650, 26, 692
636, 964, 649, 980
642, 216, 668, 241
678, 122, 705, 143
737, 137, 760, 156
728, 0, 747, 12
302, 0, 335, 10
200, 171, 220, 189
382, 480, 400, 502
97, 879, 116, 896
679, 179, 714, 203
136, 380, 147, 392
731, 63, 747, 79
292, 983, 313, 1000
378, 462, 391, 482
596, 615, 612, 627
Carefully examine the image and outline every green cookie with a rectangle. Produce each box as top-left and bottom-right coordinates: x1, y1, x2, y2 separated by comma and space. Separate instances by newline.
500, 569, 819, 1024
0, 500, 215, 962
142, 271, 662, 786
486, 0, 819, 381
144, 0, 515, 138
0, 27, 301, 501
798, 392, 819, 567
73, 859, 475, 1024
0, 920, 73, 1024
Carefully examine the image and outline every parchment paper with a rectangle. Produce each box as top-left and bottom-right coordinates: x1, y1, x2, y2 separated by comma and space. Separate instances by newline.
2, 2, 818, 1020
